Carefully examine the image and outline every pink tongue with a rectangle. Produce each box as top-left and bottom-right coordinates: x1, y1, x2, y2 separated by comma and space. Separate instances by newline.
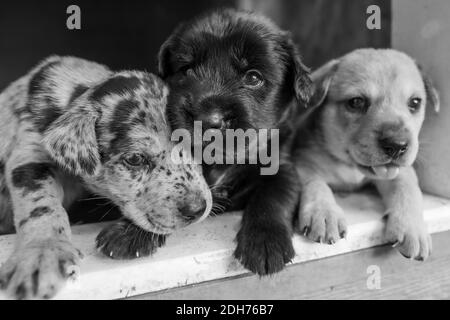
372, 165, 400, 179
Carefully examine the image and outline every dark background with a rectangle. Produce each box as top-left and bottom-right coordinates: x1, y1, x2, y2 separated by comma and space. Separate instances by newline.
0, 0, 390, 91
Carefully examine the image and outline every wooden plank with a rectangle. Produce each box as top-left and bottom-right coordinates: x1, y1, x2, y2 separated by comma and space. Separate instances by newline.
134, 231, 450, 300
0, 193, 449, 299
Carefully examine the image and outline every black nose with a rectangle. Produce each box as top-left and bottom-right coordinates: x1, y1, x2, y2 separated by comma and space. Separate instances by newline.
378, 138, 409, 159
198, 111, 227, 130
197, 97, 237, 130
179, 197, 207, 221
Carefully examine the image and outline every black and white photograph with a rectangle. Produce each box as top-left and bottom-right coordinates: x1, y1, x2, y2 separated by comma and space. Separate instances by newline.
0, 0, 449, 303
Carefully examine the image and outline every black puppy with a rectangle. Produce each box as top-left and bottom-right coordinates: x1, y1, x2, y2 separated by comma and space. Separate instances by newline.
158, 9, 312, 275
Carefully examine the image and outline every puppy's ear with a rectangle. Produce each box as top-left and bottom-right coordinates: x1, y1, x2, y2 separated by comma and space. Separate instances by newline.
42, 100, 101, 176
158, 38, 173, 78
417, 65, 440, 113
280, 34, 313, 105
309, 59, 340, 108
424, 76, 440, 113
158, 28, 182, 79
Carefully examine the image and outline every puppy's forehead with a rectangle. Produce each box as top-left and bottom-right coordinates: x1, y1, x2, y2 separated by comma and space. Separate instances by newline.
126, 125, 169, 156
181, 10, 283, 60
176, 11, 286, 81
96, 72, 171, 155
332, 49, 424, 97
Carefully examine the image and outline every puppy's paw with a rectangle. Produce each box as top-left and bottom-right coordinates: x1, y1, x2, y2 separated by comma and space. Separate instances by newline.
96, 219, 166, 259
234, 223, 294, 276
298, 201, 347, 244
0, 239, 81, 299
385, 213, 432, 261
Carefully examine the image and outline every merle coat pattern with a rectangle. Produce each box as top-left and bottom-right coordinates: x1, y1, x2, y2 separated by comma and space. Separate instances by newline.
159, 9, 312, 275
0, 56, 212, 299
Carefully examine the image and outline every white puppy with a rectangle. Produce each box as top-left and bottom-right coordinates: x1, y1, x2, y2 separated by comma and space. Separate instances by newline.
293, 48, 439, 260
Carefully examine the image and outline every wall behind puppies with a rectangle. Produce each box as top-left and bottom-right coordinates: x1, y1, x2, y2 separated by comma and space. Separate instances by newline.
0, 0, 390, 91
240, 0, 391, 69
393, 0, 450, 198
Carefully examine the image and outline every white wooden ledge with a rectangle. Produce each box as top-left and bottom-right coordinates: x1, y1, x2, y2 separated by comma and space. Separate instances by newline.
1, 192, 450, 300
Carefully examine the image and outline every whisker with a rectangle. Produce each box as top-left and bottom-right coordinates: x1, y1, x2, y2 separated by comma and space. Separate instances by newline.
99, 204, 115, 221
124, 221, 133, 234
87, 201, 112, 214
133, 228, 143, 252
78, 196, 109, 202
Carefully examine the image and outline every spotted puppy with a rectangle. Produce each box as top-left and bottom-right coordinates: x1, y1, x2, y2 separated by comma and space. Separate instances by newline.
0, 56, 212, 299
293, 49, 439, 260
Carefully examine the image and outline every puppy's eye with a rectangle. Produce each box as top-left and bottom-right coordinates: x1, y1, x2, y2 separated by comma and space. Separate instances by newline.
346, 97, 369, 113
123, 153, 146, 167
408, 97, 422, 113
179, 65, 193, 76
243, 70, 264, 88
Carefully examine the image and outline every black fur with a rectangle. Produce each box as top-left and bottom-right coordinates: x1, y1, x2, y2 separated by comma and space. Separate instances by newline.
28, 61, 60, 97
108, 99, 140, 156
77, 154, 97, 175
35, 106, 63, 133
233, 163, 299, 274
11, 163, 54, 194
29, 206, 52, 218
159, 9, 311, 275
96, 219, 166, 259
90, 75, 141, 102
18, 219, 28, 228
68, 85, 89, 105
18, 206, 52, 228
27, 61, 63, 133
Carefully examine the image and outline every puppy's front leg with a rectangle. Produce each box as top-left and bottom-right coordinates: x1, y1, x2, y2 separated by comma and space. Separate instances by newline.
375, 166, 431, 260
96, 219, 166, 259
234, 164, 297, 275
297, 167, 347, 244
0, 152, 81, 299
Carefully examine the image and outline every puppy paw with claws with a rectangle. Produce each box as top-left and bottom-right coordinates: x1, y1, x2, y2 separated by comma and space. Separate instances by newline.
385, 213, 432, 261
96, 219, 166, 259
234, 223, 294, 276
0, 239, 82, 299
299, 201, 347, 244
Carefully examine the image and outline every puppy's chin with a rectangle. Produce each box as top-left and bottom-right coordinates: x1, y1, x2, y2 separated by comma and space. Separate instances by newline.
348, 150, 401, 180
348, 145, 419, 180
132, 216, 176, 235
356, 163, 400, 180
120, 205, 175, 234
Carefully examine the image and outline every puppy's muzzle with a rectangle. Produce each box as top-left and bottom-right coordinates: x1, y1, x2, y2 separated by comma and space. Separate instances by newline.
378, 137, 409, 160
377, 122, 411, 160
196, 96, 240, 130
178, 191, 207, 222
197, 110, 231, 130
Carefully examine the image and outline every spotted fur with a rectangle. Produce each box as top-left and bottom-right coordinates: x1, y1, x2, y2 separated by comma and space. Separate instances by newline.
0, 56, 212, 299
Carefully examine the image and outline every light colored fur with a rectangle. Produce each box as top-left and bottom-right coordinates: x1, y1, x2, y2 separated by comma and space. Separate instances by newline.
293, 49, 439, 260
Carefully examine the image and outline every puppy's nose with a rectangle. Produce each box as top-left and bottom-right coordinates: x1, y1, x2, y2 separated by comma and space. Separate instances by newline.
179, 195, 207, 221
197, 97, 236, 130
378, 138, 409, 159
198, 111, 226, 130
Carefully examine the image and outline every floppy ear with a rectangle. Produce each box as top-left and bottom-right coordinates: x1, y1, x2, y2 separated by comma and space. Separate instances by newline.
424, 76, 440, 112
42, 100, 101, 177
309, 59, 340, 108
158, 37, 174, 79
280, 34, 313, 105
158, 25, 185, 79
417, 65, 440, 113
